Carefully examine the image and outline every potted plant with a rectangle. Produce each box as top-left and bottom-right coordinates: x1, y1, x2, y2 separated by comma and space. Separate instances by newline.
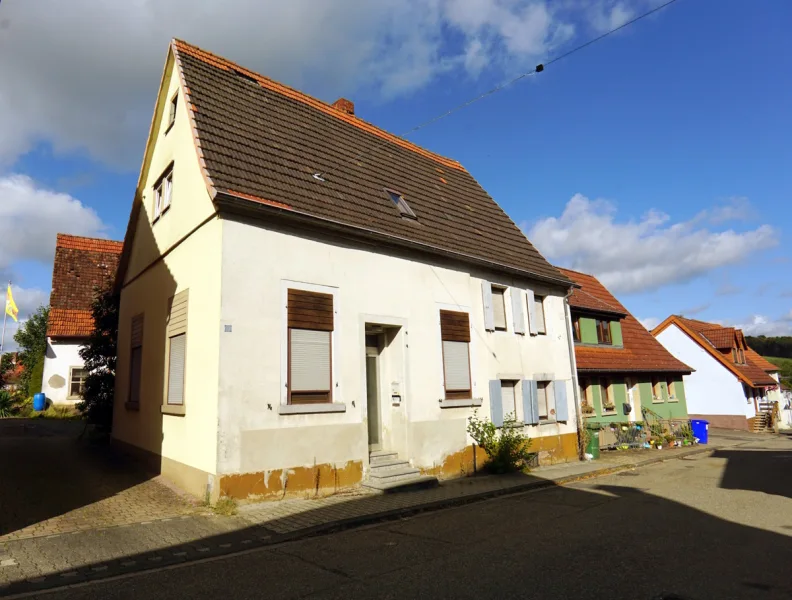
603, 402, 616, 413
582, 404, 595, 415
664, 433, 676, 448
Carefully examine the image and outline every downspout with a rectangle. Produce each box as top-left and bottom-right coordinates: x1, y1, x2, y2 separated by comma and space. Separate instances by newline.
563, 289, 584, 460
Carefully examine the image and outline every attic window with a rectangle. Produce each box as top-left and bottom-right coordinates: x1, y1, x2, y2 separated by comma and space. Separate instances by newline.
166, 92, 177, 132
385, 189, 417, 219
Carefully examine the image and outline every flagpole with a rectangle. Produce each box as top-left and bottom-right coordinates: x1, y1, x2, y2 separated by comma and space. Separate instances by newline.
0, 281, 8, 356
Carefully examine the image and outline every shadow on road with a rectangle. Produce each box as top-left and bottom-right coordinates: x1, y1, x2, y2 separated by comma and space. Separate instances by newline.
0, 419, 157, 538
712, 447, 792, 499
3, 445, 792, 599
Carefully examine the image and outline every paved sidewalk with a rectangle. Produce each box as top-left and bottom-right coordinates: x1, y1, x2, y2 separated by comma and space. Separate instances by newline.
0, 431, 767, 596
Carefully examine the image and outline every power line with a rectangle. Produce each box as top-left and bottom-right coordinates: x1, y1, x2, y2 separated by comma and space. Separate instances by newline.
313, 0, 681, 182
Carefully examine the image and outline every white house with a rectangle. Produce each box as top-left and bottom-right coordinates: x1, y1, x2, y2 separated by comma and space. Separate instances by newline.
42, 234, 122, 405
111, 39, 582, 502
652, 316, 780, 431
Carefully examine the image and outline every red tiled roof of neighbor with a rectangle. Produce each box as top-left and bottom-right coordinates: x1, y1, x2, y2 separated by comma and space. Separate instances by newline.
651, 316, 777, 387
558, 268, 692, 374
164, 39, 571, 287
47, 234, 123, 339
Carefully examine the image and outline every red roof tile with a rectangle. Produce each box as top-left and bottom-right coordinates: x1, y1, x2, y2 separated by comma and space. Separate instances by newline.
745, 348, 779, 372
652, 316, 777, 387
558, 268, 692, 374
47, 234, 123, 338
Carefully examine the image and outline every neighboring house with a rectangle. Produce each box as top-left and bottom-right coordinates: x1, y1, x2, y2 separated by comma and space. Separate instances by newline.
558, 269, 693, 425
42, 234, 123, 405
652, 316, 779, 431
112, 39, 580, 502
1, 352, 23, 393
779, 383, 792, 431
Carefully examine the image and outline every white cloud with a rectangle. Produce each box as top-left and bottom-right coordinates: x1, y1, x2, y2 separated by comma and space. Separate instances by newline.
638, 316, 660, 331
695, 196, 755, 225
679, 303, 710, 317
735, 313, 792, 337
0, 0, 656, 169
587, 1, 635, 33
0, 174, 109, 282
527, 194, 778, 294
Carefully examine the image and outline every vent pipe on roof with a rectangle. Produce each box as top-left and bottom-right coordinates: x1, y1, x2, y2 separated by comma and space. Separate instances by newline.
331, 98, 354, 115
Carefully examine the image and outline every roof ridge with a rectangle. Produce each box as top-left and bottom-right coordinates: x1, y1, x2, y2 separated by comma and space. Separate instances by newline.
56, 233, 123, 248
171, 39, 465, 172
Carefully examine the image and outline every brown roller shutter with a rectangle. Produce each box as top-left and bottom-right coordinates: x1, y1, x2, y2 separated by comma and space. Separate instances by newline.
440, 310, 470, 342
288, 289, 334, 331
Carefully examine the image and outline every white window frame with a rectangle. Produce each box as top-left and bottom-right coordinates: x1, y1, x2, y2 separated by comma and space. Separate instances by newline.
501, 379, 519, 421
67, 366, 88, 400
536, 380, 555, 421
153, 165, 173, 222
166, 91, 178, 132
533, 294, 547, 335
491, 286, 508, 331
437, 302, 478, 403
280, 281, 340, 409
601, 377, 617, 413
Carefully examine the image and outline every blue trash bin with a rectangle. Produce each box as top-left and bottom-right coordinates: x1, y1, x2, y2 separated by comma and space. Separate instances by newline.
690, 419, 709, 444
33, 393, 46, 412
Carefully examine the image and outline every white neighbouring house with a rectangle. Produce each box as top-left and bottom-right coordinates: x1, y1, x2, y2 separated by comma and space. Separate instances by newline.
42, 234, 123, 405
652, 316, 781, 432
111, 39, 582, 502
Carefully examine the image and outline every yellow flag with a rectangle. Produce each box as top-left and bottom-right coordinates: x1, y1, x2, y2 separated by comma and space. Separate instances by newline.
5, 284, 18, 322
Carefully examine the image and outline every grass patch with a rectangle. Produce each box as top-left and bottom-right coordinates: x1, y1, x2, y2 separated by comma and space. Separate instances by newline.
765, 356, 792, 384
213, 496, 238, 516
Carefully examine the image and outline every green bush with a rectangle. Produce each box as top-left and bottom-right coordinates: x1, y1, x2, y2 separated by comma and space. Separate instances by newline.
28, 356, 44, 396
467, 410, 535, 474
0, 390, 13, 418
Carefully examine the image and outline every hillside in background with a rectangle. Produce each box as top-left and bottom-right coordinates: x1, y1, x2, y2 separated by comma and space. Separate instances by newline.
764, 356, 792, 386
746, 336, 792, 359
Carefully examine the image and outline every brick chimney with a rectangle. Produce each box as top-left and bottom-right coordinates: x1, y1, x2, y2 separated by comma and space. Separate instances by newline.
331, 98, 355, 115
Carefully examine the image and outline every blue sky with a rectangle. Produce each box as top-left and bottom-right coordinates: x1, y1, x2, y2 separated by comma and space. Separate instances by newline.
1, 0, 790, 348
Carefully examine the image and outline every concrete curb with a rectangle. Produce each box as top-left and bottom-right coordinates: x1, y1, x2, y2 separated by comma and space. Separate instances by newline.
274, 445, 714, 542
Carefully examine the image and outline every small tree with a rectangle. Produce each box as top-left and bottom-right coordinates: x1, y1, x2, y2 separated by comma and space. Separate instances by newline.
13, 306, 49, 397
78, 285, 119, 433
0, 353, 13, 389
467, 411, 535, 474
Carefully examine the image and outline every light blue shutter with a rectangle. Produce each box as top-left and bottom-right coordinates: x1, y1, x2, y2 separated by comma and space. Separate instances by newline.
489, 380, 503, 427
482, 281, 494, 331
511, 288, 526, 334
554, 380, 569, 422
523, 379, 539, 425
526, 289, 537, 335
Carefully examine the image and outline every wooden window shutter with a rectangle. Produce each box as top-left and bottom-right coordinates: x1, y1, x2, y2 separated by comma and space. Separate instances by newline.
167, 290, 189, 337
489, 380, 504, 427
440, 310, 470, 342
167, 334, 186, 405
511, 289, 526, 334
522, 379, 539, 425
131, 314, 144, 348
554, 380, 569, 422
481, 281, 494, 331
526, 289, 537, 335
288, 289, 334, 331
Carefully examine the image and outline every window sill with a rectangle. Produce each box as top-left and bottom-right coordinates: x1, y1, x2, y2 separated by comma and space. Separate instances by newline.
651, 400, 665, 404
538, 419, 558, 425
279, 403, 346, 415
124, 401, 140, 412
439, 397, 483, 409
601, 411, 617, 416
161, 404, 186, 416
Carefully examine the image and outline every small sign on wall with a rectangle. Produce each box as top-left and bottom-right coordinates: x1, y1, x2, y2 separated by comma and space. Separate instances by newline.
391, 381, 402, 406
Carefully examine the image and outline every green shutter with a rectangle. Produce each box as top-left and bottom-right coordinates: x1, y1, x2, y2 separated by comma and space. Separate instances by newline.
580, 317, 598, 344
610, 321, 623, 346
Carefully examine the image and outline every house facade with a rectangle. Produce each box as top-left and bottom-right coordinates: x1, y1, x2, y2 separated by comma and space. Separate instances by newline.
558, 269, 692, 426
652, 316, 780, 431
112, 39, 581, 502
42, 234, 123, 405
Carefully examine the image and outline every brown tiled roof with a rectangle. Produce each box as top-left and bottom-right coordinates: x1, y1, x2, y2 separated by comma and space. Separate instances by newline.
47, 234, 123, 338
700, 327, 735, 349
652, 316, 777, 387
169, 40, 570, 287
745, 348, 779, 372
558, 268, 692, 374
567, 286, 626, 316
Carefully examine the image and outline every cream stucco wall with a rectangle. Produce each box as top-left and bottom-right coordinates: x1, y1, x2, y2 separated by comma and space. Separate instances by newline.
216, 218, 577, 478
113, 49, 222, 496
42, 340, 85, 405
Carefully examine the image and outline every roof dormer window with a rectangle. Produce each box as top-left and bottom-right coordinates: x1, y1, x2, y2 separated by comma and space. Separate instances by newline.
385, 189, 417, 220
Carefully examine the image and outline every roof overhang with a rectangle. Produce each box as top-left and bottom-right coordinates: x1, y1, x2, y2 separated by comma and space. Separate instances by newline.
214, 191, 575, 290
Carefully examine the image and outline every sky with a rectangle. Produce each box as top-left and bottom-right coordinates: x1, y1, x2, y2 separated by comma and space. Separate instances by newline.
1, 0, 790, 350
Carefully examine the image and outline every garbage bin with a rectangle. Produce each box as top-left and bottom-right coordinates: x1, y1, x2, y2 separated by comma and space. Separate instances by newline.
585, 428, 600, 459
690, 419, 709, 444
33, 393, 46, 412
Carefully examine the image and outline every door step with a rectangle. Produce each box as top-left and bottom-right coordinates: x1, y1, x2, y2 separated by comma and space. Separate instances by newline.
363, 450, 439, 493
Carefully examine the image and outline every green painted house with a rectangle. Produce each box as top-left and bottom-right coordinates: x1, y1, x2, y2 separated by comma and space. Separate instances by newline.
558, 268, 692, 426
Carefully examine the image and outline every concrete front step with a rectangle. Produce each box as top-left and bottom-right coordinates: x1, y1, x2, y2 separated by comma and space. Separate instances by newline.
362, 474, 439, 493
369, 466, 422, 482
369, 458, 412, 472
369, 450, 399, 465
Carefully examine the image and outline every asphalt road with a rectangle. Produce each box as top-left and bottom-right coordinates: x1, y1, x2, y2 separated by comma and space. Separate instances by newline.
25, 434, 792, 600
